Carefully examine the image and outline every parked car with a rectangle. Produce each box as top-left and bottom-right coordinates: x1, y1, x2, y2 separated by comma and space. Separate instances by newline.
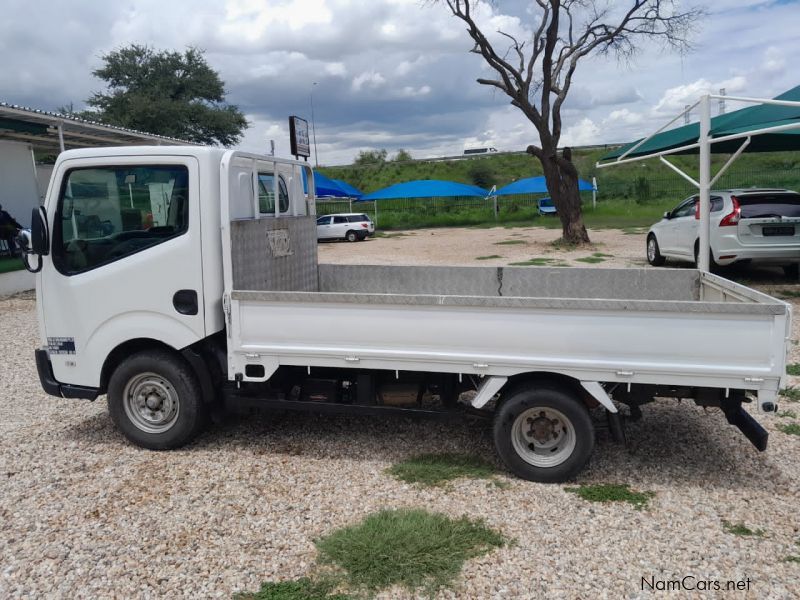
646, 188, 800, 278
537, 197, 557, 216
316, 213, 375, 242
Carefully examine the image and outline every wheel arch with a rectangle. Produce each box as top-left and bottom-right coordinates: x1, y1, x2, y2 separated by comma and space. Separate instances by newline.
495, 372, 608, 412
100, 338, 218, 405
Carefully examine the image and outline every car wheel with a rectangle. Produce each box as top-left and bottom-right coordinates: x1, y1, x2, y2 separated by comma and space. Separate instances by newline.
108, 350, 207, 450
346, 230, 358, 242
694, 242, 720, 273
646, 234, 665, 266
783, 264, 799, 280
493, 383, 595, 483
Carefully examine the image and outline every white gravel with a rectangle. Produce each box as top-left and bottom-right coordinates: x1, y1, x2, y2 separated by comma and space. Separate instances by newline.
2, 227, 800, 598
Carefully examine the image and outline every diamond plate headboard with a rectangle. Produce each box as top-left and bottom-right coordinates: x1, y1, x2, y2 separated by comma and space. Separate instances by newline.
230, 216, 319, 291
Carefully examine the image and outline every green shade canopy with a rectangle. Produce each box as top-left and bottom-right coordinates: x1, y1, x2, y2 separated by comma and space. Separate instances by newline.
602, 85, 800, 160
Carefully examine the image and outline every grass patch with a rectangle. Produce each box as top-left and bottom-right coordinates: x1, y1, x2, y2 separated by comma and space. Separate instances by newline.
781, 388, 800, 402
236, 578, 349, 600
621, 226, 648, 235
575, 256, 607, 264
373, 231, 409, 239
316, 508, 505, 593
475, 254, 503, 260
0, 257, 24, 274
494, 239, 526, 245
777, 422, 800, 436
592, 252, 614, 258
776, 288, 800, 299
778, 410, 797, 419
508, 257, 559, 266
565, 484, 655, 510
783, 555, 800, 563
722, 520, 766, 537
787, 364, 800, 376
387, 453, 499, 487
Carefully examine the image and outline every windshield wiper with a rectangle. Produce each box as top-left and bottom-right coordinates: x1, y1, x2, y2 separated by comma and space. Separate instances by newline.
746, 213, 785, 219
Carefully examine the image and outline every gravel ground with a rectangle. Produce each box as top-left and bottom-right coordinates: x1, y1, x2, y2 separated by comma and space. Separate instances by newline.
2, 227, 799, 598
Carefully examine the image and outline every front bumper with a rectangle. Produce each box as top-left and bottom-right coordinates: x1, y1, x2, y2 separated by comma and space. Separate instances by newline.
35, 349, 99, 400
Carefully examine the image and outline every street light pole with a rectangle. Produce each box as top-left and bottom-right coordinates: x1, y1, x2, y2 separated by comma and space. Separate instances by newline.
310, 82, 319, 167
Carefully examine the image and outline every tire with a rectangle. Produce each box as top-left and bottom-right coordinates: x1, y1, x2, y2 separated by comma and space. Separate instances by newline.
783, 264, 799, 280
108, 349, 207, 450
694, 242, 720, 273
345, 230, 358, 242
493, 383, 594, 483
646, 234, 665, 266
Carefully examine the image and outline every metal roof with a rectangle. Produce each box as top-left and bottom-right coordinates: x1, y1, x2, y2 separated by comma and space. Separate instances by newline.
0, 102, 199, 153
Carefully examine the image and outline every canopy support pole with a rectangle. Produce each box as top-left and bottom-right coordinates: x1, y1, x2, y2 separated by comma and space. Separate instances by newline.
659, 157, 699, 187
710, 137, 750, 187
57, 122, 65, 153
592, 177, 597, 210
698, 95, 711, 272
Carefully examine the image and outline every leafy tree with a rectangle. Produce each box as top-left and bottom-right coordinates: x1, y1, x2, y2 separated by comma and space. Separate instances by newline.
393, 149, 413, 162
83, 45, 247, 146
442, 0, 702, 244
354, 149, 388, 165
468, 162, 497, 188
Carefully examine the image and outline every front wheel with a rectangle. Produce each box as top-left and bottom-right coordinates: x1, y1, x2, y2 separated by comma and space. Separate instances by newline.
108, 350, 207, 450
646, 234, 665, 266
493, 384, 594, 483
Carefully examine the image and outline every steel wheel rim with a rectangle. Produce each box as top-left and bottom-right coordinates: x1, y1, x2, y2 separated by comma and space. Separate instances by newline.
647, 238, 656, 262
122, 372, 180, 434
511, 407, 577, 468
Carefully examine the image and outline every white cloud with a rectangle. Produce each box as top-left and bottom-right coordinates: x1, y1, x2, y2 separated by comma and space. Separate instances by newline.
606, 109, 643, 126
561, 118, 601, 146
325, 62, 347, 77
653, 76, 747, 115
400, 85, 431, 98
351, 71, 386, 92
763, 46, 785, 74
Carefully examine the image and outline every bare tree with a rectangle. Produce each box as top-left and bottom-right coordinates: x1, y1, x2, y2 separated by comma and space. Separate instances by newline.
443, 0, 703, 243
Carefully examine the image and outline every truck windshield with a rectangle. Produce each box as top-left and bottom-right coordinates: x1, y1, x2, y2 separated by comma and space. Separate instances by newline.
52, 165, 189, 275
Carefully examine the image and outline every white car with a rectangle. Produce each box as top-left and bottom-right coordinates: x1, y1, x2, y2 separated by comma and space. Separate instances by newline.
316, 213, 375, 242
647, 188, 800, 278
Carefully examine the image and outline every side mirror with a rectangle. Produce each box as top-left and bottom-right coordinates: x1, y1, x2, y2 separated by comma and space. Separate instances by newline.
663, 211, 671, 219
30, 206, 50, 256
16, 229, 32, 253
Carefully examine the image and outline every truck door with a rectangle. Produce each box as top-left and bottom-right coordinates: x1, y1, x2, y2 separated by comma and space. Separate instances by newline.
40, 155, 206, 388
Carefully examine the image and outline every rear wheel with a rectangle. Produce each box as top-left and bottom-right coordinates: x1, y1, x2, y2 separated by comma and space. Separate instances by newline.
108, 350, 207, 450
783, 264, 799, 280
646, 234, 665, 266
346, 230, 358, 242
493, 384, 594, 483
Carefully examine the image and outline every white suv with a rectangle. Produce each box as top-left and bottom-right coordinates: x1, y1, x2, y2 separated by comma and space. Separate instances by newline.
316, 213, 375, 242
647, 189, 800, 278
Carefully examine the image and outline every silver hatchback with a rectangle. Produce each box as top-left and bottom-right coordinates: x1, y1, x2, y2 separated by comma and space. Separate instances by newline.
647, 188, 800, 278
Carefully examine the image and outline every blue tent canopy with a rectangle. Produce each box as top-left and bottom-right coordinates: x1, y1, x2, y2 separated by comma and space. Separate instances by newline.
301, 170, 363, 198
359, 180, 488, 201
495, 176, 594, 196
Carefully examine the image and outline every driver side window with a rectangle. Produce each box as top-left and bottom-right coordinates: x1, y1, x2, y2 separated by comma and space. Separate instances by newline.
53, 165, 189, 275
672, 197, 697, 218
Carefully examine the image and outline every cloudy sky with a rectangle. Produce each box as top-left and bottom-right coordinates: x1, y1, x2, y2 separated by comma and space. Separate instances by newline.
1, 0, 798, 164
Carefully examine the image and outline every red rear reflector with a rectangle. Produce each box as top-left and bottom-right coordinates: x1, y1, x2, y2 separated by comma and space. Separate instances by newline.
718, 255, 737, 260
719, 196, 741, 227
361, 223, 368, 228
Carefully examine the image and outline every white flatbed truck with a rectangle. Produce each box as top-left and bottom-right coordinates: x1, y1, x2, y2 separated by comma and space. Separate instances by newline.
20, 146, 792, 482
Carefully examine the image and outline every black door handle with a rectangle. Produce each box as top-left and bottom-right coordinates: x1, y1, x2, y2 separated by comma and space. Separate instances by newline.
173, 290, 198, 315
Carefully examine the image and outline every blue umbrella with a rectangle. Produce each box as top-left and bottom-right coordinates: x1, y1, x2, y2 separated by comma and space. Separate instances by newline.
495, 176, 594, 195
359, 180, 488, 201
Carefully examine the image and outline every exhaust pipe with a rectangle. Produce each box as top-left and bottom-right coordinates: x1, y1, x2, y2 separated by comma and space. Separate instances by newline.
723, 405, 768, 451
